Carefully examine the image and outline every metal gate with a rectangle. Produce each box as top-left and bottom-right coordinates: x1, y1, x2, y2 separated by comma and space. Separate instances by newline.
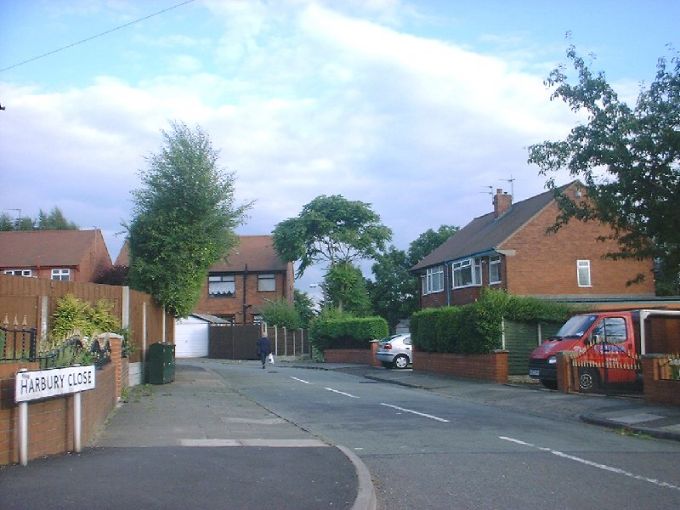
571, 343, 642, 394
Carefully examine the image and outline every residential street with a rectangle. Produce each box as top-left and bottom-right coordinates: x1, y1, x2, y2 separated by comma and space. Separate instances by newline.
210, 360, 680, 509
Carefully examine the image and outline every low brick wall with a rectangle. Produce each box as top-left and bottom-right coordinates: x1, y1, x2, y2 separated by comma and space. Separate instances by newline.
413, 350, 509, 383
324, 348, 373, 365
642, 355, 680, 407
0, 336, 127, 465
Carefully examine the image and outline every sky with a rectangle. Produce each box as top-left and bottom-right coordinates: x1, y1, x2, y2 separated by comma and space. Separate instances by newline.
1, 0, 678, 296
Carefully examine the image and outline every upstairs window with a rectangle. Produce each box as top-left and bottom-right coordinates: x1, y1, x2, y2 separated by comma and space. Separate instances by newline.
208, 274, 235, 297
51, 268, 70, 281
4, 269, 32, 277
488, 256, 501, 284
424, 266, 444, 294
577, 260, 591, 287
453, 258, 481, 288
258, 274, 276, 292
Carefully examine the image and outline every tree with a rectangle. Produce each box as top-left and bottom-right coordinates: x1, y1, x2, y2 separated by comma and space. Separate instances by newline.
294, 290, 316, 328
127, 121, 250, 317
260, 298, 301, 329
528, 47, 680, 290
37, 207, 78, 230
322, 261, 372, 316
369, 225, 458, 331
368, 247, 418, 332
407, 225, 459, 266
272, 195, 392, 277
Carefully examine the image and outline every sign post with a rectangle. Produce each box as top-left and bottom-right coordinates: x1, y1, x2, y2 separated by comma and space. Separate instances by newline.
15, 365, 96, 466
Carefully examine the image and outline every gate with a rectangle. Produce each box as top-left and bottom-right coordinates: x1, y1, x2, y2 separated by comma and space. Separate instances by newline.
209, 325, 261, 360
571, 343, 641, 394
503, 320, 562, 376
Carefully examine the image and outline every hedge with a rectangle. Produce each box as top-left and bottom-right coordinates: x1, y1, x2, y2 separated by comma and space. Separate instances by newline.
411, 289, 575, 354
310, 316, 389, 351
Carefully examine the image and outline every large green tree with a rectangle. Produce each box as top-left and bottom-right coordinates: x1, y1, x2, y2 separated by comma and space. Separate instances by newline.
272, 195, 392, 277
407, 225, 458, 266
127, 122, 250, 317
528, 47, 680, 291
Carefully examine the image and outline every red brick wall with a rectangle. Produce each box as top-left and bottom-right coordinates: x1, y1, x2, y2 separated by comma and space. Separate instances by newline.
501, 200, 655, 297
324, 349, 373, 365
642, 356, 680, 406
0, 337, 126, 465
414, 351, 509, 383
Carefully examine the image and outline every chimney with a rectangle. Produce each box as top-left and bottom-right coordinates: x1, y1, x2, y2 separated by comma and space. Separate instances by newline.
493, 189, 512, 218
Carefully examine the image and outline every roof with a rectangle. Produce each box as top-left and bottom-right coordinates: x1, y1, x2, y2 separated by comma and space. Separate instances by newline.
0, 229, 103, 267
211, 235, 289, 272
117, 235, 288, 272
412, 183, 574, 271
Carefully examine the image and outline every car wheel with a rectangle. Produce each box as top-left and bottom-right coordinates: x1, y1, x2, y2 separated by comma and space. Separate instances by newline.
578, 368, 600, 392
394, 354, 409, 369
540, 379, 557, 390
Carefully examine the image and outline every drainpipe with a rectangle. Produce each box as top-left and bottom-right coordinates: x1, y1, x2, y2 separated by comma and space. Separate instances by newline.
242, 264, 249, 324
445, 261, 452, 306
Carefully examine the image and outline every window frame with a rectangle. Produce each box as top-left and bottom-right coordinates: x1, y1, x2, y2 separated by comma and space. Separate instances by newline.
488, 255, 501, 285
51, 268, 70, 281
4, 269, 32, 277
577, 260, 591, 287
452, 257, 482, 289
257, 273, 276, 292
423, 265, 445, 294
208, 274, 236, 297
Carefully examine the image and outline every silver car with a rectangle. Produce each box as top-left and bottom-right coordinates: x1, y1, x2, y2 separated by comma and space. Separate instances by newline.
375, 334, 412, 369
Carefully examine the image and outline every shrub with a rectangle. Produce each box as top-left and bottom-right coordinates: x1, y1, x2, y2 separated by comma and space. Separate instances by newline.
310, 310, 388, 351
50, 294, 121, 349
261, 298, 301, 330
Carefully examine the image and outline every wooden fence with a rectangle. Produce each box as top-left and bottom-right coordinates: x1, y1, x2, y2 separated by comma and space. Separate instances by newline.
0, 274, 173, 366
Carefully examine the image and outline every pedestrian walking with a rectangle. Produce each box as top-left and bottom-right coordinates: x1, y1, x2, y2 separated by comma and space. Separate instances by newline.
256, 335, 272, 369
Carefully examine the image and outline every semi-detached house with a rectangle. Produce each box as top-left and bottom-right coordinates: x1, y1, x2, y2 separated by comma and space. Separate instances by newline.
411, 182, 656, 309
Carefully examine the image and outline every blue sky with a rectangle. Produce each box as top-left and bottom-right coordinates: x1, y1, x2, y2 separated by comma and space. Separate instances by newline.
1, 0, 678, 294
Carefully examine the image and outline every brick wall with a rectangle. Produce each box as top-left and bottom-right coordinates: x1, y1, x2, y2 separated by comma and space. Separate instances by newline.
642, 355, 680, 406
501, 200, 655, 297
414, 351, 509, 383
0, 335, 127, 466
324, 348, 374, 365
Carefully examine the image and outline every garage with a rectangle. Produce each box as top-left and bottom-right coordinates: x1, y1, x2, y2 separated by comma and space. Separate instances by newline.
174, 314, 227, 358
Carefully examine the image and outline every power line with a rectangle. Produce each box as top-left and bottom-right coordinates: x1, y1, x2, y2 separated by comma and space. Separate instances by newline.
0, 0, 196, 73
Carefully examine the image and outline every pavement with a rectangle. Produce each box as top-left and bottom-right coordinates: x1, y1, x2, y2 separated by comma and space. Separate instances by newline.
1, 359, 679, 510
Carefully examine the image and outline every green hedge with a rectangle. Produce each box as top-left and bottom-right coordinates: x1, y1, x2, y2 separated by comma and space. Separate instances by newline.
411, 289, 574, 354
310, 316, 389, 351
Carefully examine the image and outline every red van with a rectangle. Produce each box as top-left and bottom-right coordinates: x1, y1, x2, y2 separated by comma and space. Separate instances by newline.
529, 309, 680, 391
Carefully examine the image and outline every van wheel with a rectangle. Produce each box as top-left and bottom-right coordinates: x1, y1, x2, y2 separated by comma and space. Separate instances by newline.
578, 368, 600, 392
394, 355, 409, 369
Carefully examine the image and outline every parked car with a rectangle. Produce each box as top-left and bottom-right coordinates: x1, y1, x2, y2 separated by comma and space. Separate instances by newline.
375, 334, 412, 369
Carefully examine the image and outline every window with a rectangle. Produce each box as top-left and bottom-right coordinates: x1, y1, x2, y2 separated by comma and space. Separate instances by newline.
592, 317, 627, 344
51, 268, 70, 281
577, 260, 591, 287
488, 256, 501, 284
453, 258, 481, 288
208, 274, 235, 296
258, 274, 276, 292
424, 266, 444, 294
4, 269, 32, 277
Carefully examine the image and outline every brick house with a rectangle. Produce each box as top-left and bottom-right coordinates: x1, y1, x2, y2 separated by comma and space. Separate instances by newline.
116, 235, 294, 324
0, 229, 112, 282
411, 182, 655, 308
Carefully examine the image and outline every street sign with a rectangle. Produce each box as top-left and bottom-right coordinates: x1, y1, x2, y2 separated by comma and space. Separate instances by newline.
15, 366, 96, 403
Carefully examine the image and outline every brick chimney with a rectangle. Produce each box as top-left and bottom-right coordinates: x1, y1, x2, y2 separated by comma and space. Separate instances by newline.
493, 189, 512, 218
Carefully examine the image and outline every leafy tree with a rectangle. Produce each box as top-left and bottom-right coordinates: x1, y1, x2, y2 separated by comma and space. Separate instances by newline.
273, 195, 392, 277
127, 121, 250, 317
0, 213, 14, 231
260, 298, 301, 329
407, 225, 458, 266
322, 261, 372, 316
37, 207, 78, 230
294, 289, 316, 328
368, 247, 417, 332
528, 47, 680, 289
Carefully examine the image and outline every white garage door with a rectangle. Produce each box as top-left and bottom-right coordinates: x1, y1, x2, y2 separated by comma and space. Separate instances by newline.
175, 319, 209, 358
